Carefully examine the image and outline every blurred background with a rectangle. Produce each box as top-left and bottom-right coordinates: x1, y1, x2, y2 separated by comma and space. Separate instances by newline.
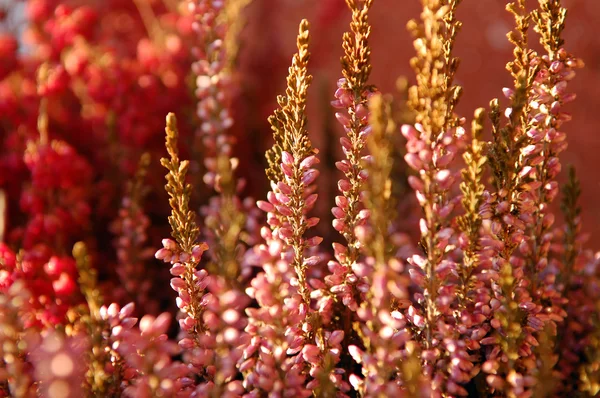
237, 0, 600, 247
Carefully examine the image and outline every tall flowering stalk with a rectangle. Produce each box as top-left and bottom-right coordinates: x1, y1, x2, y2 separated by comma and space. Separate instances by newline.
244, 19, 345, 397
453, 108, 493, 388
189, 0, 233, 186
187, 5, 262, 392
73, 242, 142, 396
484, 92, 537, 397
328, 0, 375, 314
405, 0, 462, 340
455, 108, 487, 314
189, 0, 255, 285
156, 113, 207, 343
109, 153, 157, 313
347, 93, 429, 396
74, 241, 115, 396
520, 0, 584, 320
156, 113, 212, 389
157, 113, 250, 395
554, 168, 600, 394
188, 0, 245, 181
404, 2, 467, 393
263, 19, 320, 306
481, 3, 543, 394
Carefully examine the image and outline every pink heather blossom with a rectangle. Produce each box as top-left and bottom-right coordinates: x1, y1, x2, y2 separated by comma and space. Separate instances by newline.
189, 0, 236, 186
109, 195, 158, 314
116, 313, 191, 397
402, 120, 471, 394
517, 47, 585, 335
0, 1, 598, 397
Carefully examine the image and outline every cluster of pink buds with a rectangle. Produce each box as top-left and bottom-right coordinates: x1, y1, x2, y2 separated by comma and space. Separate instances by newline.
109, 196, 157, 313
156, 239, 207, 265
184, 275, 250, 396
256, 150, 321, 251
241, 226, 314, 396
402, 122, 464, 300
555, 249, 600, 392
100, 302, 138, 342
323, 241, 368, 312
516, 49, 585, 328
402, 123, 463, 193
327, 77, 374, 311
155, 238, 209, 339
346, 256, 414, 395
116, 313, 190, 397
188, 0, 237, 189
244, 140, 347, 395
158, 237, 251, 394
401, 121, 471, 393
478, 191, 546, 394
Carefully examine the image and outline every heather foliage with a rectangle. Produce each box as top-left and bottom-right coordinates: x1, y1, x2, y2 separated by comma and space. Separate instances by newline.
0, 0, 599, 397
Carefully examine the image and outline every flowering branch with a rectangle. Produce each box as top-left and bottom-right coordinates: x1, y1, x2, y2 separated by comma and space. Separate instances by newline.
348, 93, 424, 396
521, 0, 584, 300
329, 0, 375, 315
156, 113, 208, 344
265, 19, 320, 306
190, 0, 254, 285
110, 153, 156, 312
476, 3, 549, 395
243, 19, 347, 397
456, 108, 487, 313
405, 1, 464, 384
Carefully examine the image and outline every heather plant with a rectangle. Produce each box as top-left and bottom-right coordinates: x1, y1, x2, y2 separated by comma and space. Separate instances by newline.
1, 0, 599, 397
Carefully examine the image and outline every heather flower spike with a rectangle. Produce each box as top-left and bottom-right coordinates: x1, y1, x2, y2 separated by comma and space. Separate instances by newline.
190, 0, 237, 189
329, 0, 375, 315
349, 93, 430, 396
73, 241, 108, 394
111, 153, 156, 313
456, 108, 487, 312
405, 0, 468, 392
191, 0, 254, 284
241, 19, 347, 397
158, 112, 208, 343
480, 2, 547, 394
161, 113, 201, 253
522, 0, 584, 332
265, 18, 318, 305
74, 242, 139, 396
160, 113, 250, 395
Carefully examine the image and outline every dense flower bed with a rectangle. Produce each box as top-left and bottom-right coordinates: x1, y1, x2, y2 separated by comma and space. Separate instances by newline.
0, 0, 599, 397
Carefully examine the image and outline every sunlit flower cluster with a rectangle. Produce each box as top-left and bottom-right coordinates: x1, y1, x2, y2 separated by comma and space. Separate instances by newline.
1, 0, 599, 397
